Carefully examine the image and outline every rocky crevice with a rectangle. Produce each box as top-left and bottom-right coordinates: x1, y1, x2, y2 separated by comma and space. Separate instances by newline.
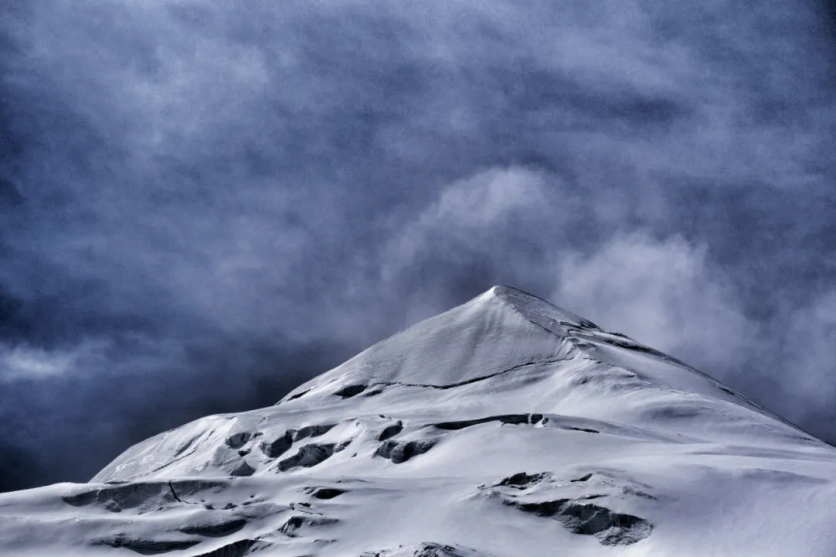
484, 472, 653, 546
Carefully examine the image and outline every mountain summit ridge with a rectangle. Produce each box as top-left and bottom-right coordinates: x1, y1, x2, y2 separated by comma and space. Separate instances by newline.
487, 285, 602, 332
2, 287, 835, 556
276, 285, 585, 398
278, 286, 766, 424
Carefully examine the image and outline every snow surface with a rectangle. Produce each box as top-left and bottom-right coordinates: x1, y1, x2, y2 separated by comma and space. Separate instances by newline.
2, 286, 836, 556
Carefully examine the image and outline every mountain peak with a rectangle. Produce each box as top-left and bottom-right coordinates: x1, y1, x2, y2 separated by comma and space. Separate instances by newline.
485, 285, 601, 332
3, 285, 831, 557
275, 286, 590, 397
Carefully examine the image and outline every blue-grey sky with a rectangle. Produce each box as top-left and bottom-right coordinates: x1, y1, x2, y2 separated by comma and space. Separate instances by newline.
1, 1, 836, 491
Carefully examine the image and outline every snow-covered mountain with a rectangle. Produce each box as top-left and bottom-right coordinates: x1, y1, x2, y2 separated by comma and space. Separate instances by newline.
2, 286, 836, 556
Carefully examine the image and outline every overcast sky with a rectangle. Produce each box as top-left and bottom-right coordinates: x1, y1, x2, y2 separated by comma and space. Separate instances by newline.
2, 1, 836, 491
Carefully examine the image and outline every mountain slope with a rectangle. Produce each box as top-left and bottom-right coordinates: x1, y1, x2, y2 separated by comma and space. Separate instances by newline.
1, 286, 835, 556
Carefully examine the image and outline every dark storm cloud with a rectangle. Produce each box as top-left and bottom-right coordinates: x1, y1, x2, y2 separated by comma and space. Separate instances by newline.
1, 0, 836, 490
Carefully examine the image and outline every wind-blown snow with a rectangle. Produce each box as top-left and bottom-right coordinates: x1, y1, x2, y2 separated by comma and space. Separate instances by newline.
1, 286, 835, 556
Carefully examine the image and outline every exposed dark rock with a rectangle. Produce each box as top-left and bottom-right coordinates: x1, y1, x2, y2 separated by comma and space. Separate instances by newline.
413, 543, 468, 557
360, 542, 480, 557
279, 514, 338, 537
278, 444, 336, 471
63, 480, 225, 510
260, 431, 294, 458
432, 414, 541, 431
514, 499, 652, 545
335, 440, 352, 452
565, 426, 599, 434
172, 436, 199, 457
180, 518, 246, 537
375, 439, 435, 463
334, 384, 368, 398
192, 539, 261, 557
497, 472, 547, 488
602, 336, 677, 362
294, 423, 336, 441
228, 460, 255, 477
377, 422, 403, 441
285, 389, 310, 401
225, 432, 259, 449
306, 487, 345, 500
92, 534, 200, 554
515, 499, 565, 516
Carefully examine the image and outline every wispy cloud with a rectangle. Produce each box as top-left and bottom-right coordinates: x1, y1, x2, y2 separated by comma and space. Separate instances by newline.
553, 233, 753, 374
1, 0, 835, 489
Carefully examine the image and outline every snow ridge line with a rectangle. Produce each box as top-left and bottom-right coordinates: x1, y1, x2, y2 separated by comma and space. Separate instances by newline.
362, 355, 575, 392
